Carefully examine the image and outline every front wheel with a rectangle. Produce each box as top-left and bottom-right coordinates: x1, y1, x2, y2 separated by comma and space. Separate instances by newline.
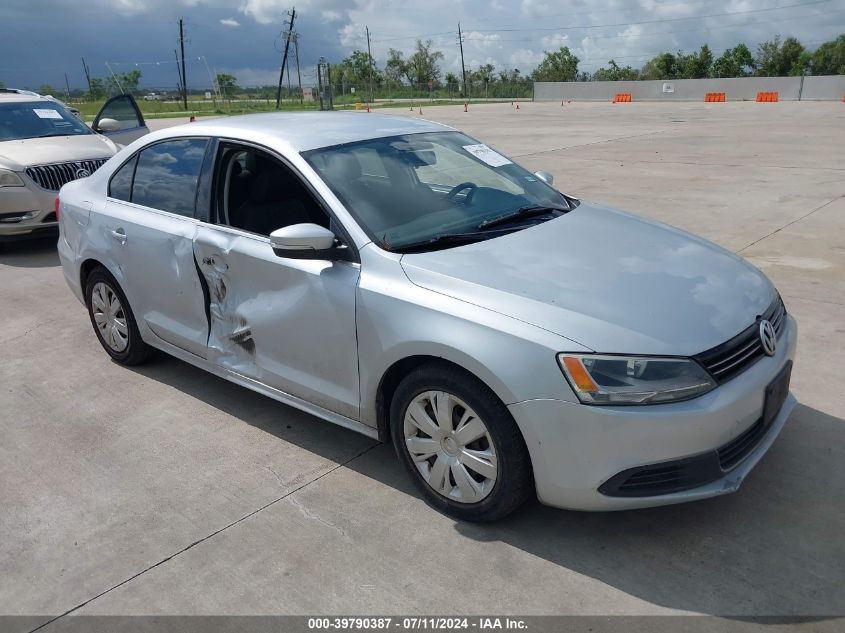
390, 363, 533, 521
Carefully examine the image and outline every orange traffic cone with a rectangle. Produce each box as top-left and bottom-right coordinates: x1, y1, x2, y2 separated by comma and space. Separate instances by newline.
464, 103, 468, 112
515, 103, 520, 110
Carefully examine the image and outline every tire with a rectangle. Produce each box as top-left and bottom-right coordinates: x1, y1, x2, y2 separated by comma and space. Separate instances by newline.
84, 266, 151, 365
390, 362, 533, 521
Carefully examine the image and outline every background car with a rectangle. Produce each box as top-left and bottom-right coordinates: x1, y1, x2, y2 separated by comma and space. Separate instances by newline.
0, 92, 148, 243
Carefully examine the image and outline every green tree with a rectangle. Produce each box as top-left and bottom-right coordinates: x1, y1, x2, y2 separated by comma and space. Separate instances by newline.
330, 50, 383, 89
88, 77, 106, 99
404, 39, 444, 85
712, 44, 755, 77
678, 44, 713, 78
39, 83, 56, 95
109, 69, 142, 94
215, 73, 238, 96
530, 46, 579, 82
385, 48, 407, 83
475, 63, 495, 85
640, 52, 678, 79
593, 59, 639, 81
809, 34, 845, 75
756, 36, 806, 76
444, 71, 459, 86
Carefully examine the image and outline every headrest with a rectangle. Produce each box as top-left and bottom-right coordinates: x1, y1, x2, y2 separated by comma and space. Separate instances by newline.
325, 152, 362, 184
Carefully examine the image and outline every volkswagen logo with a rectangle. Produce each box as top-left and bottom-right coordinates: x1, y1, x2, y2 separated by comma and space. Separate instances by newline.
759, 319, 777, 356
75, 168, 91, 179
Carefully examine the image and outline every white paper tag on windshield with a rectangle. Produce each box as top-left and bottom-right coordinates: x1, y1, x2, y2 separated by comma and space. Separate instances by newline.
33, 108, 62, 119
462, 144, 512, 167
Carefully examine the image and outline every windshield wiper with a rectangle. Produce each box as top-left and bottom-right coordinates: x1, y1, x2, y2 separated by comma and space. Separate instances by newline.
35, 132, 73, 139
477, 204, 568, 230
391, 231, 498, 253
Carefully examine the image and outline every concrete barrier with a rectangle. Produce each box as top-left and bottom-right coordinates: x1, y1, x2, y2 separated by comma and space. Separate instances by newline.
800, 75, 845, 100
533, 76, 845, 102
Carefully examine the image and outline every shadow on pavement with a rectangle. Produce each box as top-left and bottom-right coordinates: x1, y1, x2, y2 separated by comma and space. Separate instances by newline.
130, 353, 844, 618
0, 237, 60, 268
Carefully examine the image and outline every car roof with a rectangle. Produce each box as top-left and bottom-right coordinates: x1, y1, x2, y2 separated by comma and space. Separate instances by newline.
179, 111, 454, 152
0, 90, 51, 103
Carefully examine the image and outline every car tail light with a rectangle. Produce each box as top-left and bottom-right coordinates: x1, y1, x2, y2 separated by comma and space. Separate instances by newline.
54, 196, 60, 221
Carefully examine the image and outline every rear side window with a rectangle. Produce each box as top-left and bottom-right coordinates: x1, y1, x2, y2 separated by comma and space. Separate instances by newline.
108, 155, 136, 202
131, 138, 208, 217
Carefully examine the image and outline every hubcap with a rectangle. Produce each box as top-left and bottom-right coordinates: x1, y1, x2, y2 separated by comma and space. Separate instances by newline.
403, 390, 498, 504
91, 282, 129, 353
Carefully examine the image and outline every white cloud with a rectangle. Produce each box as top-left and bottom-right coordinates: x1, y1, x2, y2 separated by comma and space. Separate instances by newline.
220, 18, 240, 27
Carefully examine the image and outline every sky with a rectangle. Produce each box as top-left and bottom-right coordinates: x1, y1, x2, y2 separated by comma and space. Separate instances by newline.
1, 0, 843, 91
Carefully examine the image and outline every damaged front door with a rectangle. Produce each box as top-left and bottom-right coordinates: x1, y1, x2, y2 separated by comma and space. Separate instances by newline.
193, 225, 361, 420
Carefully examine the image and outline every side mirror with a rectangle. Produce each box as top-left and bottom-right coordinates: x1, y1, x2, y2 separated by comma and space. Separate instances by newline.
270, 223, 349, 261
534, 170, 554, 186
95, 118, 121, 133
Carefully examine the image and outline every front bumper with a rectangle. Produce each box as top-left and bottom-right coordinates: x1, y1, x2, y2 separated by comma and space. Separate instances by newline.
0, 182, 58, 240
509, 315, 798, 511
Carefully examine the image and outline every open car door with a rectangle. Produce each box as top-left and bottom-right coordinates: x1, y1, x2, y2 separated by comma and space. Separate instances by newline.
91, 94, 149, 145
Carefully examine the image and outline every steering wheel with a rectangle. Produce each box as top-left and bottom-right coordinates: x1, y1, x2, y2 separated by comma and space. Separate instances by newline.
445, 182, 478, 205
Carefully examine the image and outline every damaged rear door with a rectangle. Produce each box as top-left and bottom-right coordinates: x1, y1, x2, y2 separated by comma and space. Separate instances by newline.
193, 225, 361, 420
103, 137, 211, 358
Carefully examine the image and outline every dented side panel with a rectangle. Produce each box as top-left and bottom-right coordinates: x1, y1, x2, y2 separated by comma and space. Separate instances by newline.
193, 225, 361, 420
103, 200, 209, 358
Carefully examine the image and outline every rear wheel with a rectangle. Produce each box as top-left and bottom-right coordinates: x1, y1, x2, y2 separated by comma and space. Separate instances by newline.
390, 363, 533, 521
84, 267, 150, 365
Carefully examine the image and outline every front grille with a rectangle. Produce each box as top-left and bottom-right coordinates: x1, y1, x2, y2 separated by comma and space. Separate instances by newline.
695, 296, 786, 383
25, 158, 109, 191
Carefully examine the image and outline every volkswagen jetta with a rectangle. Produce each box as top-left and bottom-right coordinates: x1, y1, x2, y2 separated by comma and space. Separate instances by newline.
57, 112, 797, 521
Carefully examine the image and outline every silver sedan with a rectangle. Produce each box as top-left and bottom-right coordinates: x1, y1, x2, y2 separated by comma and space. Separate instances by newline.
57, 112, 797, 521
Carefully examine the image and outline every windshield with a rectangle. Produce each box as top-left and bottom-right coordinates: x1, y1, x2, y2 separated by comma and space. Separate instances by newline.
303, 131, 576, 252
0, 101, 91, 142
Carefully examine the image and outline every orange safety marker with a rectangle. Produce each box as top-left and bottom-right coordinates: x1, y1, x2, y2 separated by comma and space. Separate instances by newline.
705, 92, 726, 102
612, 93, 632, 103
757, 91, 779, 102
464, 102, 468, 112
516, 103, 520, 110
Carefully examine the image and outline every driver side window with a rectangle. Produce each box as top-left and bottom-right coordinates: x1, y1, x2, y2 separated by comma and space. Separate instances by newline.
214, 145, 330, 237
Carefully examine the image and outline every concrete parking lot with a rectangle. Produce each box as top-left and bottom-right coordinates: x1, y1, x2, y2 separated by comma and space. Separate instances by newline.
1, 102, 843, 626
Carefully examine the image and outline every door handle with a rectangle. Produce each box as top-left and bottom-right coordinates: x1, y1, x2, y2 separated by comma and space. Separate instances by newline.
110, 228, 127, 244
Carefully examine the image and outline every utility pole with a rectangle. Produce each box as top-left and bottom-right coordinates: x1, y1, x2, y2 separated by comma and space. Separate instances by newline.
326, 62, 334, 110
81, 57, 92, 99
458, 22, 467, 98
275, 8, 296, 108
316, 58, 325, 111
293, 33, 303, 105
179, 18, 188, 110
174, 49, 183, 99
366, 25, 374, 104
64, 73, 71, 99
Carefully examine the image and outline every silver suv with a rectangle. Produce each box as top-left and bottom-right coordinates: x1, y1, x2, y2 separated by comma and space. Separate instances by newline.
0, 92, 148, 243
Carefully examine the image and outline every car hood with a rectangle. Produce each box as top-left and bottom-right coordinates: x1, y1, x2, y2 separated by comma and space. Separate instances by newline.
0, 134, 117, 170
399, 202, 776, 356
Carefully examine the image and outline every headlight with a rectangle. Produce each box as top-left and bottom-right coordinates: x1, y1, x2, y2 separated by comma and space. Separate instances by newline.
0, 169, 25, 187
557, 354, 716, 405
